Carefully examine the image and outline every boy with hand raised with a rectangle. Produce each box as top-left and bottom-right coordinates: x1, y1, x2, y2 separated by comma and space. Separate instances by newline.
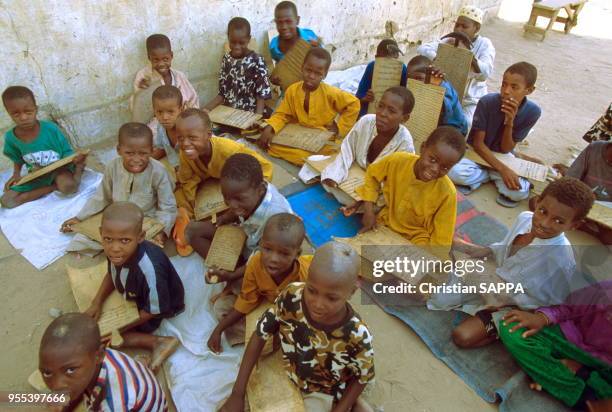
448, 62, 541, 208
133, 34, 199, 112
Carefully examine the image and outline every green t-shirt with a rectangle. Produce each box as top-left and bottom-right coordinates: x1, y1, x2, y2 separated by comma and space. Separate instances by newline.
3, 120, 74, 192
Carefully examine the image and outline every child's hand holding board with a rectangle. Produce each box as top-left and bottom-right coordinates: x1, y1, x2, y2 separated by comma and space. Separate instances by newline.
205, 225, 247, 284
13, 149, 91, 187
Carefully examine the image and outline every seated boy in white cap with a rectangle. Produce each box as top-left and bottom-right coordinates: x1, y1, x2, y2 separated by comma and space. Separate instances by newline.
417, 5, 495, 128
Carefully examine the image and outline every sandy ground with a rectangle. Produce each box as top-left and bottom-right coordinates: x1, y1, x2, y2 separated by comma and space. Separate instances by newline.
1, 1, 611, 410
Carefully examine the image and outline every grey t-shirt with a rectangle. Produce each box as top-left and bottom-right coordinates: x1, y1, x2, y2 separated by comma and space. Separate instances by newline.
566, 141, 612, 201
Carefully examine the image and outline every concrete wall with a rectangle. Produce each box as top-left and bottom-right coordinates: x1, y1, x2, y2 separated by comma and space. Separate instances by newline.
0, 0, 500, 168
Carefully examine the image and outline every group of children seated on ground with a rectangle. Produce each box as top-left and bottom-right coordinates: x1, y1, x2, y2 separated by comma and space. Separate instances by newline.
1, 1, 610, 411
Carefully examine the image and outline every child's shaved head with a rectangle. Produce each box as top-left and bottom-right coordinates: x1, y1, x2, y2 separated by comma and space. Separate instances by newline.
118, 122, 153, 146
264, 213, 305, 249
40, 313, 100, 356
146, 34, 172, 53
2, 85, 36, 107
39, 313, 103, 402
310, 241, 360, 286
102, 201, 144, 232
152, 85, 183, 107
177, 108, 211, 130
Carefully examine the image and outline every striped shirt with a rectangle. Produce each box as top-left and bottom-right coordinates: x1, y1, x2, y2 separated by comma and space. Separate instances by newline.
85, 349, 167, 412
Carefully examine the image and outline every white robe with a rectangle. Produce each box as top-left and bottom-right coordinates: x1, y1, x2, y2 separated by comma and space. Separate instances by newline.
299, 114, 415, 185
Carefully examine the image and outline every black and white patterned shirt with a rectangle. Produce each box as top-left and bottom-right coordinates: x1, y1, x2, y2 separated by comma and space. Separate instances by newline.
218, 51, 272, 112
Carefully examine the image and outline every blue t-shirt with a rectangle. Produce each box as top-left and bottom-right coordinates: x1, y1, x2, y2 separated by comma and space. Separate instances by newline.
269, 27, 319, 62
440, 80, 468, 136
356, 60, 408, 117
468, 93, 541, 153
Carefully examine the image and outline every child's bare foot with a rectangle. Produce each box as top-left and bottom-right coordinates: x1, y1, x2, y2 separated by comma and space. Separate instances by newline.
586, 399, 612, 412
149, 336, 180, 373
528, 379, 542, 391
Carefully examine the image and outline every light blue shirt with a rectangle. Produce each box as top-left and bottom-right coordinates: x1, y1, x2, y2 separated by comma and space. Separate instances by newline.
269, 27, 319, 62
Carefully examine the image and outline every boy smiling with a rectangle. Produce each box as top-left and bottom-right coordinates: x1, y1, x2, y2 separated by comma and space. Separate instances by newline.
441, 177, 596, 349
172, 109, 273, 255
349, 126, 466, 252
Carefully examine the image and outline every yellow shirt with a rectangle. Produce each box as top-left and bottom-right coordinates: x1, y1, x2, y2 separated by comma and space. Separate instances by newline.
234, 253, 313, 314
356, 152, 456, 249
175, 136, 274, 216
265, 81, 360, 166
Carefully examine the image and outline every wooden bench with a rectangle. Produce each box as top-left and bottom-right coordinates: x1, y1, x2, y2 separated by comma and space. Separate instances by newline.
523, 0, 587, 40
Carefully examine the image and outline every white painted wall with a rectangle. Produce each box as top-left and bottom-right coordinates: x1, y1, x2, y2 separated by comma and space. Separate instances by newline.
0, 0, 500, 168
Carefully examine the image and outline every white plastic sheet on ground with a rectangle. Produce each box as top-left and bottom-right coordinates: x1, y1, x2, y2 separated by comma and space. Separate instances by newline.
325, 64, 367, 95
0, 168, 102, 269
157, 254, 244, 411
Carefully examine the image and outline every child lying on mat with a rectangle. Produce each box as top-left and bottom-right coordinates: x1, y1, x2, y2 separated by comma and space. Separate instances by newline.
1, 86, 87, 208
132, 34, 199, 113
203, 17, 272, 116
39, 313, 168, 411
258, 47, 360, 166
84, 202, 184, 373
207, 213, 311, 352
430, 177, 595, 349
172, 109, 273, 255
148, 85, 183, 172
219, 242, 375, 412
355, 39, 407, 117
345, 126, 465, 253
61, 123, 176, 250
186, 153, 293, 285
499, 281, 612, 410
